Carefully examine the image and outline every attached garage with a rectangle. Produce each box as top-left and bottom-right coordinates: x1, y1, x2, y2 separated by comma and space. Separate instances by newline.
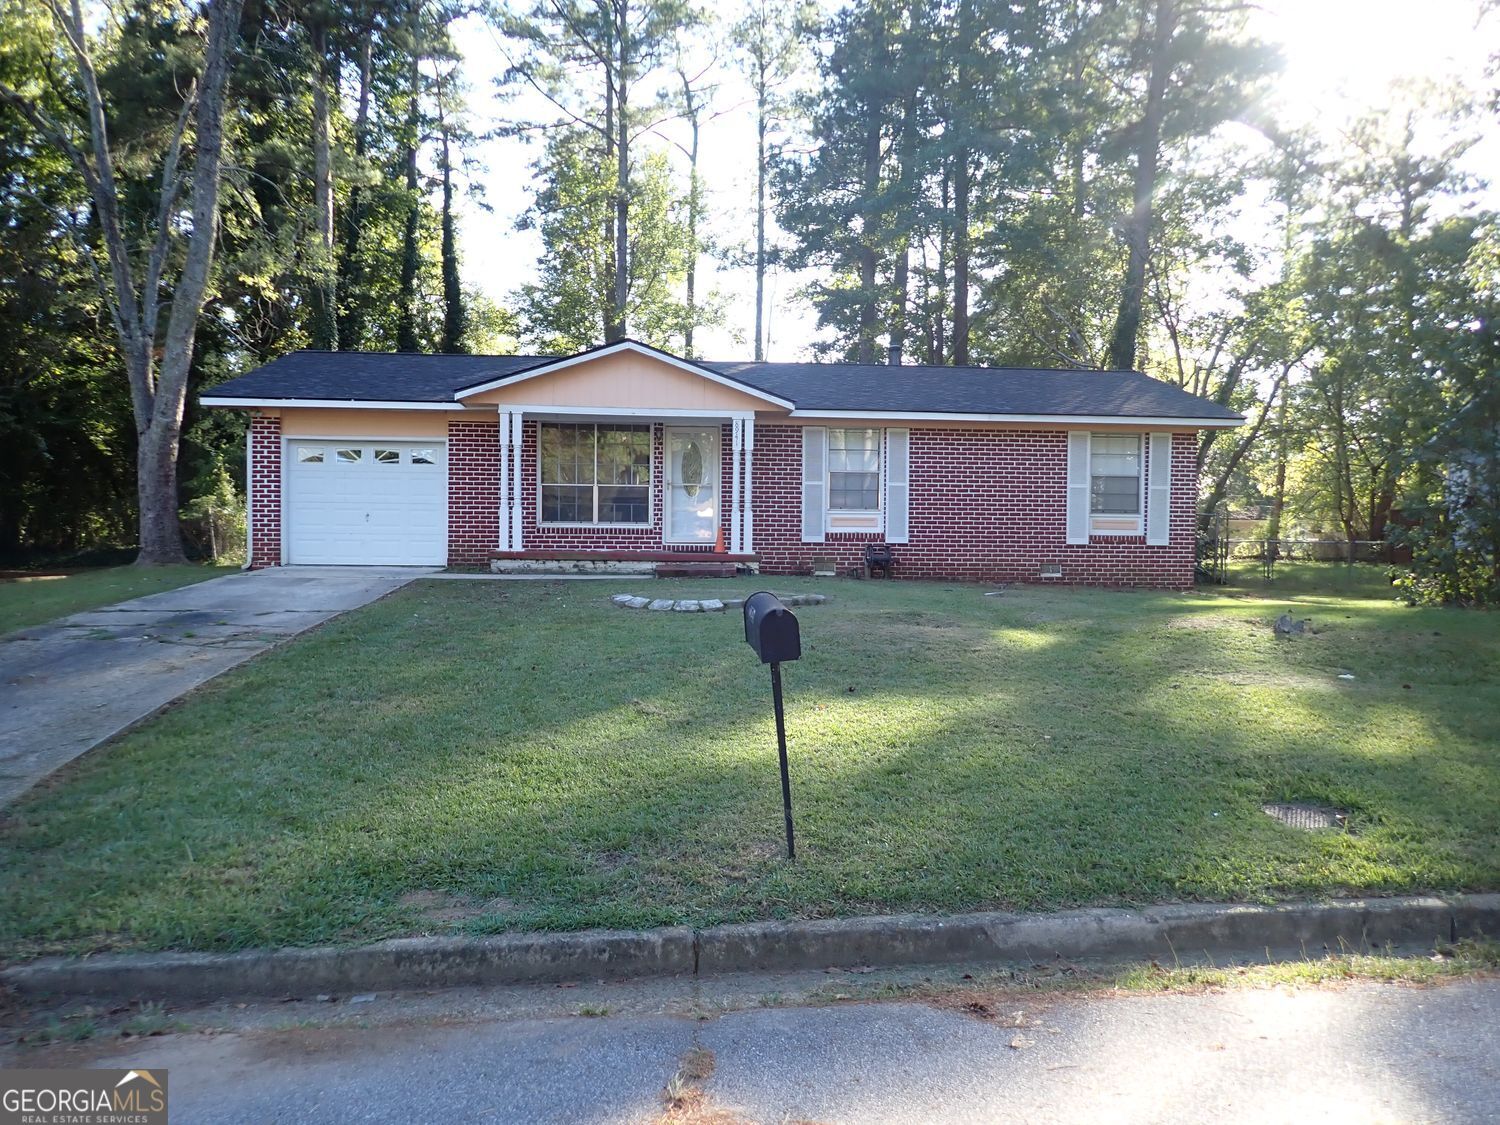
282, 439, 447, 565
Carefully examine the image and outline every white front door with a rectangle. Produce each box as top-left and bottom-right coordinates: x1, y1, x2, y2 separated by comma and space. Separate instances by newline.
665, 427, 720, 544
284, 440, 447, 565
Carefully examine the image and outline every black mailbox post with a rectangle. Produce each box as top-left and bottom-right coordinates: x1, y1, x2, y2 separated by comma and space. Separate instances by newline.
742, 592, 802, 859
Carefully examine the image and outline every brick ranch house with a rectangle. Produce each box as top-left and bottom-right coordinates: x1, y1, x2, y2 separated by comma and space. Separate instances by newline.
203, 339, 1243, 586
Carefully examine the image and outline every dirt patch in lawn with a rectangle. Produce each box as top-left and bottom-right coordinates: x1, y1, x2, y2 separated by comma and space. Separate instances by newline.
398, 890, 516, 925
1202, 669, 1337, 691
1164, 613, 1237, 631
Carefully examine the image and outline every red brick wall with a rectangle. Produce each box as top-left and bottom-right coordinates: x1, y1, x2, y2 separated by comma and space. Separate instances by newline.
519, 421, 734, 552
447, 420, 500, 566
248, 415, 282, 568
247, 412, 1201, 586
750, 425, 1198, 588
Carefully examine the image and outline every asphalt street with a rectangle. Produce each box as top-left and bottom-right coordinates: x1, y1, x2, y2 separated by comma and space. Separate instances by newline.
26, 976, 1499, 1123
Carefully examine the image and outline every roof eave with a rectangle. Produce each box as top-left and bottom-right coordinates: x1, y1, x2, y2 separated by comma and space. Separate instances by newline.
784, 408, 1245, 427
199, 396, 469, 410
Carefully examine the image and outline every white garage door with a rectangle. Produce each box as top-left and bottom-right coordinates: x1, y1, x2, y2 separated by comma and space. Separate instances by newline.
284, 440, 447, 565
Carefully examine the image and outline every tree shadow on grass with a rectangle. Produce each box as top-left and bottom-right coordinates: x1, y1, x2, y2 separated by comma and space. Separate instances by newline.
0, 577, 1495, 955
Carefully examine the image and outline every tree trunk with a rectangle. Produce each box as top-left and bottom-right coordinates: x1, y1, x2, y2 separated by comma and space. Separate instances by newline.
395, 3, 422, 353
1266, 394, 1289, 559
1106, 0, 1175, 372
1330, 379, 1361, 549
138, 0, 245, 563
888, 77, 919, 367
856, 73, 883, 364
952, 148, 969, 366
337, 24, 374, 350
682, 71, 701, 358
1370, 481, 1396, 546
2, 0, 242, 564
950, 0, 971, 366
754, 71, 767, 361
436, 70, 465, 353
932, 161, 948, 365
309, 17, 337, 349
136, 424, 184, 564
606, 0, 629, 343
1195, 369, 1287, 537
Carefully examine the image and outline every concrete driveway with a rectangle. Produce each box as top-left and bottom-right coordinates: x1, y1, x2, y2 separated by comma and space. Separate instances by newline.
0, 566, 434, 805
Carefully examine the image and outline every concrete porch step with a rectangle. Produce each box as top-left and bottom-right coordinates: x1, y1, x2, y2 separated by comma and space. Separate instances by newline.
653, 562, 740, 578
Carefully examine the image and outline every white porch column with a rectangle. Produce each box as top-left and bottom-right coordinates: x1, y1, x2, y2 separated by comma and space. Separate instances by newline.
743, 416, 755, 553
497, 409, 512, 551
508, 410, 525, 550
730, 417, 744, 554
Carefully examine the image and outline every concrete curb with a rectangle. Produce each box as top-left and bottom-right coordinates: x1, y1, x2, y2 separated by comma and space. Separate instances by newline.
5, 895, 1497, 1002
2, 929, 696, 1002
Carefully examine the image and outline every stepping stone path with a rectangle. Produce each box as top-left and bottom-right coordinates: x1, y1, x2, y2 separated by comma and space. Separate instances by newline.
612, 593, 827, 613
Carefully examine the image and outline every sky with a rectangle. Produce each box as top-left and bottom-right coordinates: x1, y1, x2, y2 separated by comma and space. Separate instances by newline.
453, 0, 1499, 361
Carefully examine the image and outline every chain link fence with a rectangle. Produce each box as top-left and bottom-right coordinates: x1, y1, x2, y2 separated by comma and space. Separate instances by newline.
1196, 505, 1409, 585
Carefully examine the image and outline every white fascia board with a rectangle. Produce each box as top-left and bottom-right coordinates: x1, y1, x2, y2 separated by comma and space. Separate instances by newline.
200, 397, 469, 411
785, 409, 1244, 428
452, 340, 797, 409
281, 434, 452, 442
492, 404, 756, 421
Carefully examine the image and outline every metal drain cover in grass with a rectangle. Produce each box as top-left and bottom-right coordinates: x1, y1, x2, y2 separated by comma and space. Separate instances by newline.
1262, 803, 1349, 830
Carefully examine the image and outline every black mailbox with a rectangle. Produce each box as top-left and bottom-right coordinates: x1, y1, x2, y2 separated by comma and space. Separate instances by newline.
743, 591, 801, 664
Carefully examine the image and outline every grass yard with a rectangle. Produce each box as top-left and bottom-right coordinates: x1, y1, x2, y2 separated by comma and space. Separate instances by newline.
0, 564, 234, 636
1, 563, 1496, 958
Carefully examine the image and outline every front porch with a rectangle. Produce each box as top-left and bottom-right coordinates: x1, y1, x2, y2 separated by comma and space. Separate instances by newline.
486, 409, 762, 564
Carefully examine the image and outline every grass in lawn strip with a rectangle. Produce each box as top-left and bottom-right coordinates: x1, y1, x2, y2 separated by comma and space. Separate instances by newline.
0, 564, 234, 635
0, 564, 1495, 957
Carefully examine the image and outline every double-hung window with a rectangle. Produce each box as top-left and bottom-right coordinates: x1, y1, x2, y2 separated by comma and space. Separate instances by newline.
539, 423, 651, 525
1089, 433, 1142, 533
828, 428, 881, 512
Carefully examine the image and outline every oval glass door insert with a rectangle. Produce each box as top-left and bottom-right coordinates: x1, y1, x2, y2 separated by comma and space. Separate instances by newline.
681, 440, 703, 498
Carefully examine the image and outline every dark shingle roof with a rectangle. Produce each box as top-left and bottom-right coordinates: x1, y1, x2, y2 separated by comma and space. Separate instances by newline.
205, 348, 1242, 421
204, 351, 544, 403
710, 360, 1240, 419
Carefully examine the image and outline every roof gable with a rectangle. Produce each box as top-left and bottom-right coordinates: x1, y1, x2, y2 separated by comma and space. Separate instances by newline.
455, 340, 794, 411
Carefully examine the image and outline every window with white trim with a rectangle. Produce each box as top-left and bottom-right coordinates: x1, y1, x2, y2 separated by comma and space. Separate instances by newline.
828, 428, 880, 511
539, 423, 651, 525
1089, 433, 1142, 533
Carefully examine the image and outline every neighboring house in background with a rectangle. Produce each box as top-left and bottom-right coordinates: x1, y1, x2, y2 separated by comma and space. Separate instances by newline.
203, 339, 1243, 587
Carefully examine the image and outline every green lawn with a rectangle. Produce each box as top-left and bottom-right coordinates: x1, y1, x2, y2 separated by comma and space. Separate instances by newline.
0, 564, 235, 635
1, 564, 1496, 958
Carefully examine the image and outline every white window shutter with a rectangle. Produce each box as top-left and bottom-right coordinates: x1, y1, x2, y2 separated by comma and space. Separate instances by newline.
884, 428, 910, 544
1147, 432, 1172, 545
1066, 431, 1090, 545
801, 427, 827, 543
